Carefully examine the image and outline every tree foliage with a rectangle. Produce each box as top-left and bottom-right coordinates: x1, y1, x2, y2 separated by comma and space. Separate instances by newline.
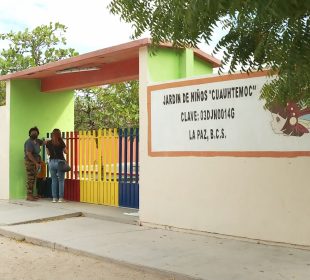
109, 0, 310, 108
74, 81, 139, 131
0, 22, 79, 106
0, 22, 139, 129
0, 22, 78, 74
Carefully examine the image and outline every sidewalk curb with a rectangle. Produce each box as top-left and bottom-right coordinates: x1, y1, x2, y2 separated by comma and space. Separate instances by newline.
0, 227, 202, 280
82, 212, 139, 226
6, 212, 83, 226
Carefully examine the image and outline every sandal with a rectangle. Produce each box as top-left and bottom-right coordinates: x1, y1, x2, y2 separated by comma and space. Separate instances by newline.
26, 195, 37, 201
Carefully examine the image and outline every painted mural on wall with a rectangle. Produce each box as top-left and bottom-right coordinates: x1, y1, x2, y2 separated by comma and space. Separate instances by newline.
269, 102, 310, 137
148, 72, 310, 156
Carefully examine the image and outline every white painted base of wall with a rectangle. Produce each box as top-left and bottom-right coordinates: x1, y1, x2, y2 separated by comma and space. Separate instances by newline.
139, 156, 310, 247
140, 220, 310, 251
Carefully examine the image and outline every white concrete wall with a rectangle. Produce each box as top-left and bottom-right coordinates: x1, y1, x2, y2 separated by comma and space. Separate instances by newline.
139, 48, 310, 246
0, 81, 10, 199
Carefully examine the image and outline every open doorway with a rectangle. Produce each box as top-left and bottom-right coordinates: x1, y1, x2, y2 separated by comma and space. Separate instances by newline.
74, 81, 139, 131
37, 80, 140, 209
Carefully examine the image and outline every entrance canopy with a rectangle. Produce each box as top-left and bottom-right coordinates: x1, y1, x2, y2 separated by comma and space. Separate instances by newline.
0, 38, 220, 93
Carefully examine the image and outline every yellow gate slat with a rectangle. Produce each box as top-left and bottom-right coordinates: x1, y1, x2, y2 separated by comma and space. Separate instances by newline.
78, 128, 119, 207
97, 129, 103, 205
113, 128, 119, 206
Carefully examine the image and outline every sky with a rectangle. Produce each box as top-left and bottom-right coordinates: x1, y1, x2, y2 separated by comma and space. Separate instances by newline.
0, 0, 224, 61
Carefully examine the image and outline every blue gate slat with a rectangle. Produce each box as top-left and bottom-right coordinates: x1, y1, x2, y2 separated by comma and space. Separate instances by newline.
118, 129, 123, 205
135, 183, 139, 208
129, 182, 133, 207
135, 129, 139, 208
129, 128, 134, 207
129, 128, 134, 184
118, 128, 139, 209
135, 128, 139, 184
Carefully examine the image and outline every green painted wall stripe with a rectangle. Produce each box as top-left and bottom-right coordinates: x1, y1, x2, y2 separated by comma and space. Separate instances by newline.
147, 48, 213, 83
147, 48, 181, 83
9, 79, 74, 199
194, 56, 213, 76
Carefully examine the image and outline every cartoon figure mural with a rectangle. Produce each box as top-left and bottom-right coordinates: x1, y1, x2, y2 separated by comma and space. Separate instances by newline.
269, 102, 310, 137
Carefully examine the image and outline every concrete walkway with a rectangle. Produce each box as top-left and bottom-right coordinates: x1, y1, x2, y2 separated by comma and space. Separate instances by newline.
0, 199, 309, 280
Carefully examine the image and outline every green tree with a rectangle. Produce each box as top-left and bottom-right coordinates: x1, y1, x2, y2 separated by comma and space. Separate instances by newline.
0, 22, 139, 129
0, 22, 78, 105
109, 0, 310, 108
74, 81, 139, 131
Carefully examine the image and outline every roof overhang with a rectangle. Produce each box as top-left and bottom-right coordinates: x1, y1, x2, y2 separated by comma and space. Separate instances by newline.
0, 38, 221, 93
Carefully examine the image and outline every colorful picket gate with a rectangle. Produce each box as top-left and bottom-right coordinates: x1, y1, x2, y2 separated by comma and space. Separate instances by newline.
43, 128, 139, 209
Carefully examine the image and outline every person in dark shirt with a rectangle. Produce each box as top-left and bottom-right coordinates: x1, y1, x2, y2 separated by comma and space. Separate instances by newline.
24, 126, 45, 201
46, 128, 67, 203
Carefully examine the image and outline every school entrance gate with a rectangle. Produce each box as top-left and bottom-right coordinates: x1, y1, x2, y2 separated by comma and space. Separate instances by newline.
40, 128, 139, 209
0, 39, 219, 213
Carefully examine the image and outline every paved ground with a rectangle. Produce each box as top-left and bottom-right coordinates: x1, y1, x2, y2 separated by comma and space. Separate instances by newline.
0, 199, 310, 280
0, 236, 174, 280
1, 199, 138, 225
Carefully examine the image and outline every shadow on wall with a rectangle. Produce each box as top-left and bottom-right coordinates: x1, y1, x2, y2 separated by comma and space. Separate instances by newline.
0, 81, 6, 106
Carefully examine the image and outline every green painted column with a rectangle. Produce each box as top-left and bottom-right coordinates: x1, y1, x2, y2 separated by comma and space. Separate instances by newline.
180, 48, 194, 78
9, 79, 74, 199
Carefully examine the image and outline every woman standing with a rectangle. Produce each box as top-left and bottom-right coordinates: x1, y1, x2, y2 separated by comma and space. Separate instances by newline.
46, 129, 67, 203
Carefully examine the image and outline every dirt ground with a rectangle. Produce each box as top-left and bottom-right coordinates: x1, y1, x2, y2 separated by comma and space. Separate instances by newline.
0, 236, 176, 280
